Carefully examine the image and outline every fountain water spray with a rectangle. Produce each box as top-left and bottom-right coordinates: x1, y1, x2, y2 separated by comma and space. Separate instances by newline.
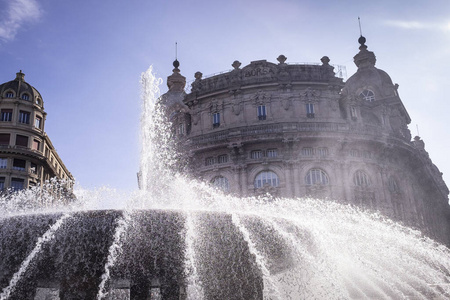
1, 65, 450, 299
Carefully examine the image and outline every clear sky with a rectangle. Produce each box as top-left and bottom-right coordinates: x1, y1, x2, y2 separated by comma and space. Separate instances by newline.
0, 0, 449, 192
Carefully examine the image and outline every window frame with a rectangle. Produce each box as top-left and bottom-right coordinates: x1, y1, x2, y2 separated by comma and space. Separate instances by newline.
15, 135, 28, 147
301, 147, 314, 156
257, 105, 267, 120
305, 168, 329, 185
359, 89, 375, 102
12, 158, 26, 171
218, 154, 228, 164
11, 178, 25, 190
0, 158, 7, 169
267, 149, 277, 158
35, 116, 42, 129
205, 157, 215, 166
1, 109, 13, 122
354, 170, 371, 187
254, 171, 279, 188
306, 103, 315, 118
18, 110, 30, 124
212, 112, 220, 128
211, 176, 229, 192
251, 150, 263, 159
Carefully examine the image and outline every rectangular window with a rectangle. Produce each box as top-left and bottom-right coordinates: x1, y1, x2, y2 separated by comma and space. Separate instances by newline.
18, 111, 30, 124
302, 147, 314, 156
32, 139, 40, 151
11, 178, 24, 190
35, 116, 42, 129
30, 163, 37, 174
213, 113, 220, 128
257, 105, 266, 120
317, 148, 329, 157
251, 150, 263, 159
15, 135, 28, 147
0, 177, 5, 190
13, 159, 26, 171
205, 157, 215, 166
0, 134, 9, 145
267, 149, 278, 158
218, 154, 228, 164
306, 103, 315, 118
1, 109, 12, 122
0, 158, 7, 169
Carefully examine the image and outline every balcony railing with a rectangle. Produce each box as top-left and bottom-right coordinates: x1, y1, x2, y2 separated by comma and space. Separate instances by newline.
189, 121, 392, 145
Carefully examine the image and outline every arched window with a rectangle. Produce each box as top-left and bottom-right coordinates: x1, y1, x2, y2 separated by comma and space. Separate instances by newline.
211, 176, 229, 192
254, 171, 279, 188
21, 94, 30, 100
5, 91, 14, 98
359, 89, 375, 102
354, 170, 371, 187
305, 169, 329, 185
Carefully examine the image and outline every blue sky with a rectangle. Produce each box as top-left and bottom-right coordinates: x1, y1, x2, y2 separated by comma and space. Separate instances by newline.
0, 0, 449, 192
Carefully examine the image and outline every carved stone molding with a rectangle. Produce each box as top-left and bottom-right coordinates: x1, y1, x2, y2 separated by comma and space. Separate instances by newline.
301, 87, 320, 102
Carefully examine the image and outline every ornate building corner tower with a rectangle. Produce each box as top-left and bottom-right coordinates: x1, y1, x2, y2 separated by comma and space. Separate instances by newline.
158, 38, 450, 245
0, 71, 74, 193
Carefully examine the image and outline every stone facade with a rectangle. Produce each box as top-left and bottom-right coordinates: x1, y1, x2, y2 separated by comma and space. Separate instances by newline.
160, 39, 450, 245
0, 71, 73, 194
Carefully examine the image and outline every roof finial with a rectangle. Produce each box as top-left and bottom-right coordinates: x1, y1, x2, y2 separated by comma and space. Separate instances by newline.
357, 17, 367, 49
358, 17, 363, 36
173, 42, 180, 71
15, 70, 25, 81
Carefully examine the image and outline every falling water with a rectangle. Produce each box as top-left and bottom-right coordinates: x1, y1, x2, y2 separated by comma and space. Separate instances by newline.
0, 213, 71, 300
1, 65, 450, 299
231, 213, 280, 300
97, 211, 131, 300
184, 212, 204, 300
139, 65, 162, 193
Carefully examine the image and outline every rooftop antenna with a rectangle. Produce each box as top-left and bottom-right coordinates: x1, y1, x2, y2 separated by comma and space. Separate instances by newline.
358, 17, 363, 36
175, 42, 178, 60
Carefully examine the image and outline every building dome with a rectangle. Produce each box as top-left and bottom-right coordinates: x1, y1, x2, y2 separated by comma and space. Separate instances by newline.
342, 63, 397, 100
341, 38, 397, 100
0, 71, 43, 106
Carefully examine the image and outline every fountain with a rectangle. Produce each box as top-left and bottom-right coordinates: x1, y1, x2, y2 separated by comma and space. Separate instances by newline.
1, 67, 450, 300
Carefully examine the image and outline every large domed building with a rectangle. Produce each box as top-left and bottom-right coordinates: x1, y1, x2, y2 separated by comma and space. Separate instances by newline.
0, 71, 73, 194
160, 37, 450, 245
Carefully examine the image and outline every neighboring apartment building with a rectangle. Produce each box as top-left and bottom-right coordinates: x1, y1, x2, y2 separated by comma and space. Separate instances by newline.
158, 37, 450, 245
0, 71, 73, 192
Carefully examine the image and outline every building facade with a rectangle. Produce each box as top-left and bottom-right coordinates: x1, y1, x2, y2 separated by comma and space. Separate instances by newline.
160, 37, 450, 245
0, 71, 73, 192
